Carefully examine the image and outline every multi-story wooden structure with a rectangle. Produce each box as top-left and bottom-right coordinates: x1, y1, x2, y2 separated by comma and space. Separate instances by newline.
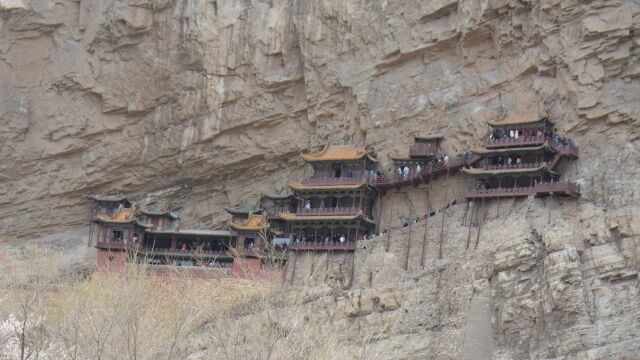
281, 145, 378, 251
462, 117, 580, 199
90, 197, 234, 271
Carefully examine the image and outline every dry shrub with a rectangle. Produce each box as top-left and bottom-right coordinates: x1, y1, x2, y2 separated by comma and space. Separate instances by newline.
0, 249, 383, 360
196, 279, 384, 360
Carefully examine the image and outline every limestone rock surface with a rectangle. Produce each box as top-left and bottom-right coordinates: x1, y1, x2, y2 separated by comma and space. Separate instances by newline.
1, 0, 639, 358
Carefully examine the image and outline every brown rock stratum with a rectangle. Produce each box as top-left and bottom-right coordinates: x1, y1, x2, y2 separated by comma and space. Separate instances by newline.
1, 0, 639, 359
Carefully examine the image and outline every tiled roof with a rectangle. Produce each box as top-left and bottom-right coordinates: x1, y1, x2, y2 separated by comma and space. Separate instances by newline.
461, 165, 558, 177
140, 207, 180, 219
414, 133, 444, 141
96, 207, 147, 226
147, 229, 231, 237
229, 213, 269, 231
224, 200, 261, 215
90, 193, 128, 202
302, 145, 377, 162
261, 191, 292, 200
471, 143, 556, 155
487, 115, 552, 127
278, 212, 375, 225
289, 181, 368, 191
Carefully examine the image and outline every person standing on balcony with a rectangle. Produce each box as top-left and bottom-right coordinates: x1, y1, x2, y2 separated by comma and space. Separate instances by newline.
339, 234, 346, 243
305, 200, 311, 209
346, 168, 353, 178
444, 155, 449, 166
320, 200, 325, 209
403, 166, 409, 178
416, 164, 421, 174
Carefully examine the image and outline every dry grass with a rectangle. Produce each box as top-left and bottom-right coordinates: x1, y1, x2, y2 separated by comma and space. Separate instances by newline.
0, 247, 384, 360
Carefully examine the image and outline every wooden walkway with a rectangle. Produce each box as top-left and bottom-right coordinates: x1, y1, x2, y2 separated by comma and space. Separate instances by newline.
464, 181, 580, 200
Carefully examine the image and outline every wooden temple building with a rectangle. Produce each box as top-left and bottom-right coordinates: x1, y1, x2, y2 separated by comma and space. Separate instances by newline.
88, 117, 581, 282
279, 145, 378, 251
90, 198, 235, 272
462, 117, 580, 199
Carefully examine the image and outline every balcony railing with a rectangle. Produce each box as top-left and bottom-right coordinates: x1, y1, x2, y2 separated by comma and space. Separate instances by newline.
481, 162, 543, 170
374, 157, 469, 187
289, 241, 357, 251
95, 242, 233, 257
486, 135, 546, 149
96, 240, 129, 250
465, 181, 580, 199
302, 174, 370, 186
295, 206, 362, 216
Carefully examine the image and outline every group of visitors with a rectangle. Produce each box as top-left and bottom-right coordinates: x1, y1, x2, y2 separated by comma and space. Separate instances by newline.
401, 199, 459, 227
294, 233, 350, 244
488, 155, 526, 167
489, 128, 545, 141
550, 134, 572, 147
395, 154, 449, 180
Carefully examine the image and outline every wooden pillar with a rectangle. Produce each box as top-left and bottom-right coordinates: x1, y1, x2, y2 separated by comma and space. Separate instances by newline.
386, 192, 394, 252
405, 220, 412, 271
475, 196, 486, 249
290, 250, 298, 284
438, 169, 450, 259
420, 218, 428, 268
375, 192, 383, 235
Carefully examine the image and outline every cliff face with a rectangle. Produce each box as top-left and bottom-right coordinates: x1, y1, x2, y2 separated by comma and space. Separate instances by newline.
1, 0, 639, 357
2, 0, 637, 240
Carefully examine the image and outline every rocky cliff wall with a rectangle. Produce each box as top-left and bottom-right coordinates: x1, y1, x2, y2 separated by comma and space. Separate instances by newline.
1, 1, 639, 357
1, 0, 638, 241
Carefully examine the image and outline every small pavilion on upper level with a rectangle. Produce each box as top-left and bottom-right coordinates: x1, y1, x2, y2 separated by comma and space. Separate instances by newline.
89, 193, 131, 218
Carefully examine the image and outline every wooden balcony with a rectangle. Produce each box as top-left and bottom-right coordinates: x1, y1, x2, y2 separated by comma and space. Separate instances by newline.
481, 162, 543, 170
374, 156, 480, 190
465, 181, 580, 200
295, 206, 362, 216
289, 241, 357, 251
486, 136, 546, 149
95, 241, 130, 250
302, 175, 370, 186
95, 241, 233, 258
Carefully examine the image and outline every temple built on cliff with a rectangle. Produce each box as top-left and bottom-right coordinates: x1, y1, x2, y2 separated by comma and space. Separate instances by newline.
88, 115, 580, 280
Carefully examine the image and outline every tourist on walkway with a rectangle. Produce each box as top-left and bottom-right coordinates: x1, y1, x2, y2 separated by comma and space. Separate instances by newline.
339, 234, 346, 243
305, 200, 311, 209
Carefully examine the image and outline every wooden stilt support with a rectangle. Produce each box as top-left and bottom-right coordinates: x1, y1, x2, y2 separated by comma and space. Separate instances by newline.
405, 220, 412, 271
375, 191, 383, 235
347, 251, 356, 289
310, 249, 316, 277
474, 196, 486, 249
496, 177, 502, 219
349, 226, 359, 287
466, 200, 474, 250
88, 223, 95, 247
438, 169, 450, 260
386, 192, 394, 252
462, 200, 470, 226
420, 217, 428, 267
290, 250, 298, 284
548, 193, 553, 224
